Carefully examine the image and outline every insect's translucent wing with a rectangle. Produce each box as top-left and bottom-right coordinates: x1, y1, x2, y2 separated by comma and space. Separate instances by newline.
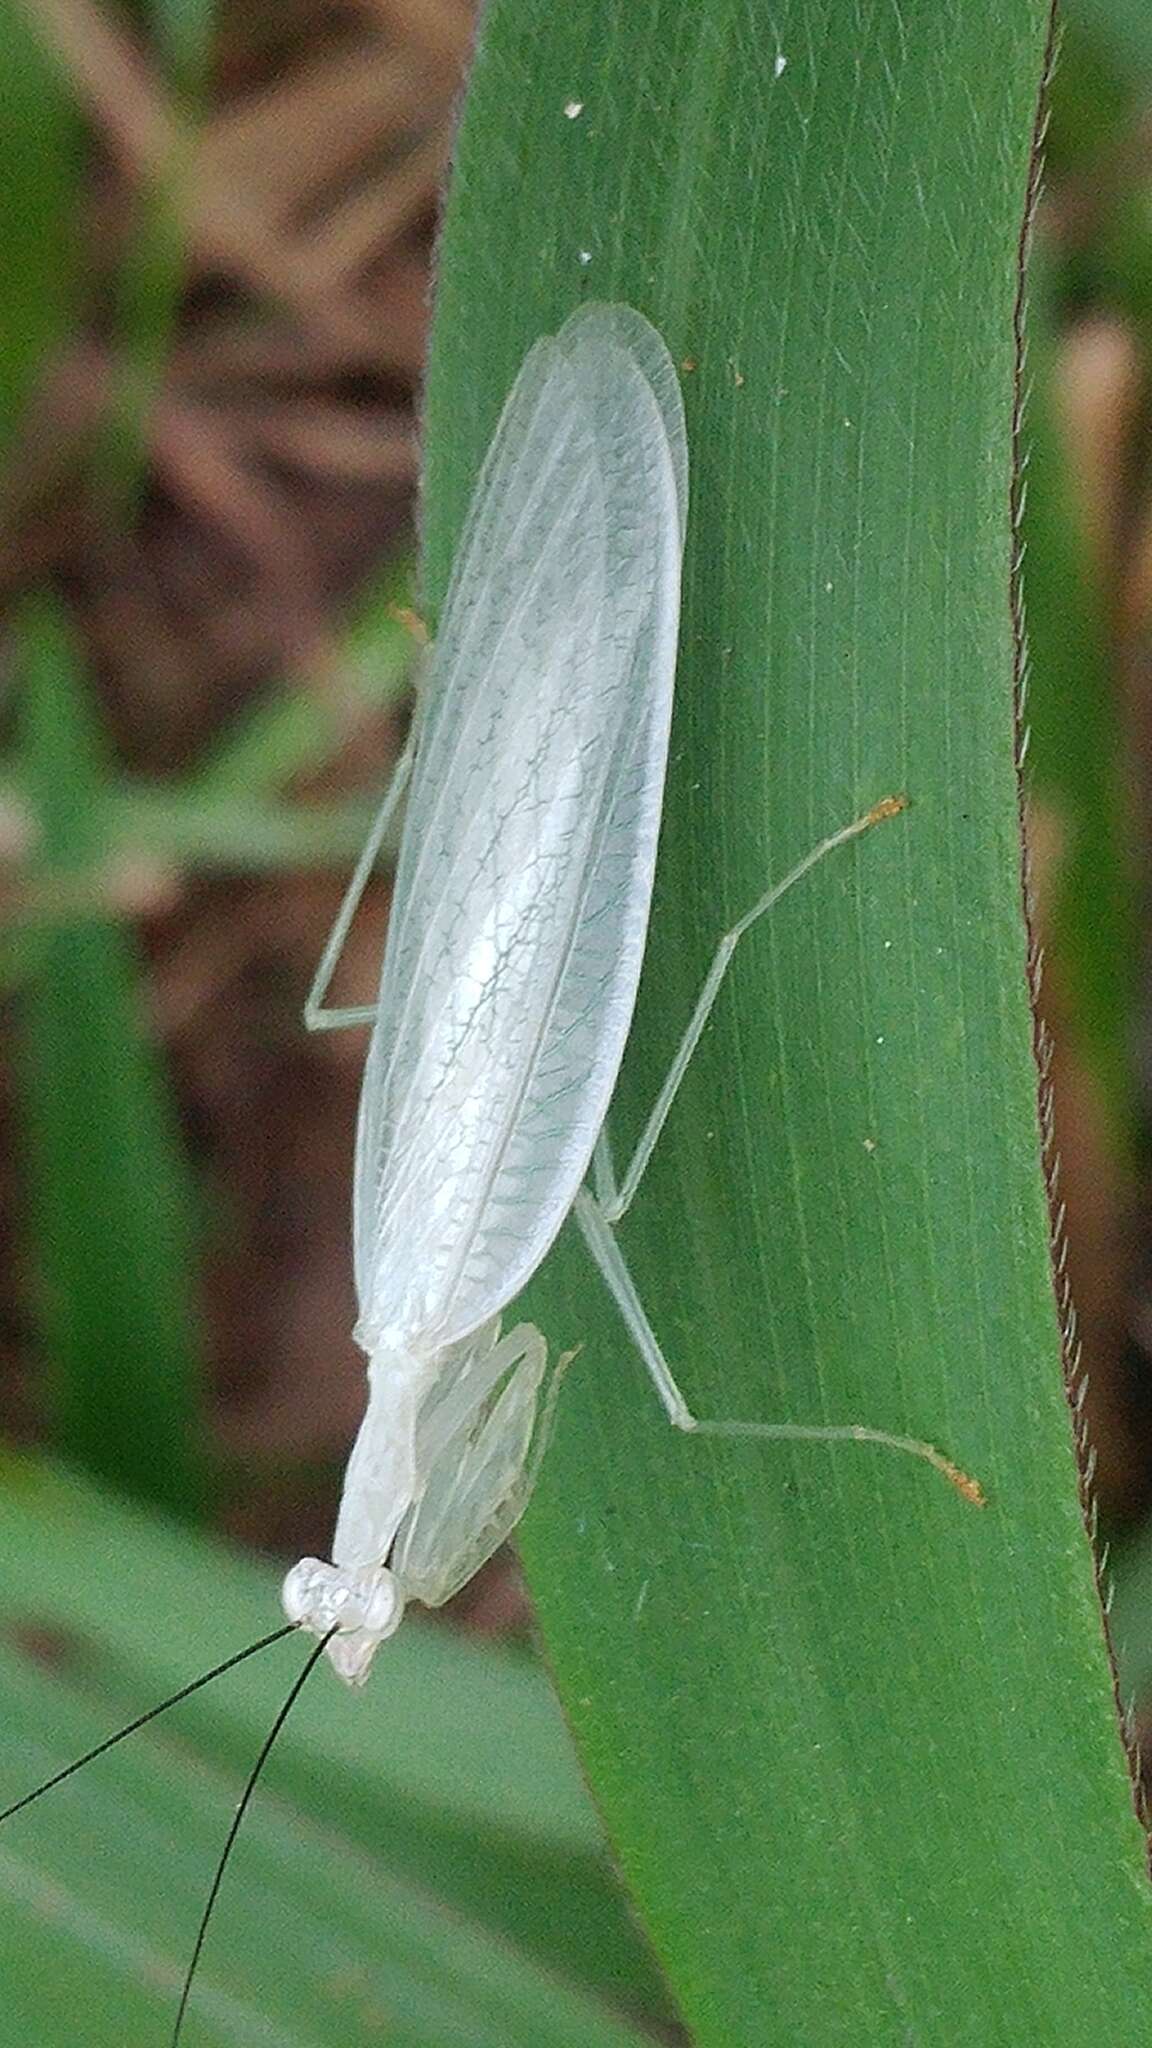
354, 305, 687, 1352
559, 304, 687, 544
411, 305, 686, 799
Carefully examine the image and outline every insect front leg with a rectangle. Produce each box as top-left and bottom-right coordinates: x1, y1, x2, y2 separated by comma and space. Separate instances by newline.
597, 796, 906, 1224
304, 733, 416, 1033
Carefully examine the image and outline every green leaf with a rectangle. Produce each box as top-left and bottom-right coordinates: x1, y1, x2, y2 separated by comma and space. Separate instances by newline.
0, 1456, 664, 2023
13, 599, 204, 1513
421, 6, 1152, 2043
1063, 0, 1152, 81
0, 1648, 650, 2048
0, 0, 79, 460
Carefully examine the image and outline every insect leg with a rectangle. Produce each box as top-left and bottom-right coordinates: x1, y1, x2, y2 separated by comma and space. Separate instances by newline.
599, 797, 905, 1222
572, 1182, 983, 1502
304, 734, 416, 1032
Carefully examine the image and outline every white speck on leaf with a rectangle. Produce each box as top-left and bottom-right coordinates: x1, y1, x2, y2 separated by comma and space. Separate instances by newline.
564, 100, 584, 119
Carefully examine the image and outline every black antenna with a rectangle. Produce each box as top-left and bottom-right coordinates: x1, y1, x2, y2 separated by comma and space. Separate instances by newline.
0, 1624, 296, 1824
172, 1628, 333, 2047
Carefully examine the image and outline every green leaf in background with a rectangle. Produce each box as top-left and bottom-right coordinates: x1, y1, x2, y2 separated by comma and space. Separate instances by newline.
0, 568, 420, 937
0, 0, 79, 462
193, 568, 418, 803
0, 1456, 662, 2042
421, 5, 1152, 2043
99, 0, 217, 523
14, 597, 205, 1514
1064, 0, 1152, 85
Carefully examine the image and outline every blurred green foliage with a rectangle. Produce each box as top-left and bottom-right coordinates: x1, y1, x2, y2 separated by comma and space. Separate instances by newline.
0, 1460, 659, 2043
0, 0, 79, 463
15, 597, 205, 1511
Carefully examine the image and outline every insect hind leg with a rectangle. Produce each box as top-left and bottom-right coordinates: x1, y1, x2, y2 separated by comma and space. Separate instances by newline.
572, 1188, 984, 1505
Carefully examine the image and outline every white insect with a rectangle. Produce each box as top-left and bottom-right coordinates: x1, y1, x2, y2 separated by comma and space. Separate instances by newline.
282, 304, 976, 1686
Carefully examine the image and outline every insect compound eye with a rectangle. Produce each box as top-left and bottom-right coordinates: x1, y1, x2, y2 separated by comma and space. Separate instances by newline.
281, 1556, 402, 1640
352, 1566, 404, 1637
